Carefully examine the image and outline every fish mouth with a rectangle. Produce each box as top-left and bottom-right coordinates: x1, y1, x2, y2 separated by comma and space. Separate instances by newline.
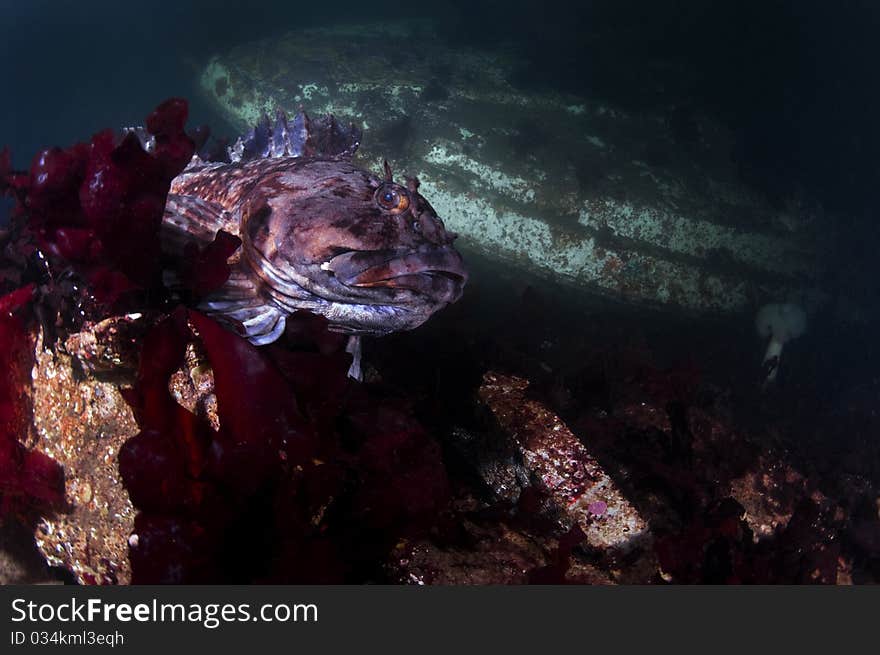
323, 247, 467, 304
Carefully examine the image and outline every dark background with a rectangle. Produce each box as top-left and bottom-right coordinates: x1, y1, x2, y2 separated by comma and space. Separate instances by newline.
3, 0, 879, 219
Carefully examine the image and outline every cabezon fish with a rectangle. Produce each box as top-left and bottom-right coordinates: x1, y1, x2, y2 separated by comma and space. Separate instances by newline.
155, 112, 467, 375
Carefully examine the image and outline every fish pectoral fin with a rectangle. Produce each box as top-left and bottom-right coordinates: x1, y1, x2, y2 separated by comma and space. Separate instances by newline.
345, 335, 363, 382
191, 267, 284, 345
201, 296, 287, 345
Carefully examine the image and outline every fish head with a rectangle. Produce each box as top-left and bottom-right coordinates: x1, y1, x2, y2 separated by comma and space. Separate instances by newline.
241, 159, 467, 335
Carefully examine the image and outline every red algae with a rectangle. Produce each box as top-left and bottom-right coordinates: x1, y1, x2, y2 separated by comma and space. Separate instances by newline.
116, 301, 448, 582
5, 98, 194, 308
188, 309, 314, 489
179, 230, 241, 296
118, 310, 211, 515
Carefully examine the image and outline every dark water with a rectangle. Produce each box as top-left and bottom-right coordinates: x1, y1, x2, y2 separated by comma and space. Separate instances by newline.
4, 0, 879, 215
2, 0, 879, 582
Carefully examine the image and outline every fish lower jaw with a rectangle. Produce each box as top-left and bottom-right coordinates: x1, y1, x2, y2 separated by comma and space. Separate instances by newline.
321, 301, 430, 336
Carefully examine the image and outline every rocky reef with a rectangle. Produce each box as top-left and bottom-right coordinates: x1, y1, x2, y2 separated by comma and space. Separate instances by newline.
1, 100, 878, 585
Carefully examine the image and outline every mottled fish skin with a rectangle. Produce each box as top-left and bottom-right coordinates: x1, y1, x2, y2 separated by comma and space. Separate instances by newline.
161, 111, 467, 345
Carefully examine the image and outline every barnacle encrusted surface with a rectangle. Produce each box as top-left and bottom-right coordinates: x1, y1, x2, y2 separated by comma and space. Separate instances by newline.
31, 327, 139, 585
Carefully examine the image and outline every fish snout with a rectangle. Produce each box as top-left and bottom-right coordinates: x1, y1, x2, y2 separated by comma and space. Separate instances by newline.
325, 245, 467, 303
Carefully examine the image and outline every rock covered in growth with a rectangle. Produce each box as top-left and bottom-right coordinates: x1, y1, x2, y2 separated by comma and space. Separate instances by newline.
478, 372, 650, 553
0, 288, 64, 520
388, 517, 614, 585
31, 325, 141, 585
200, 21, 828, 315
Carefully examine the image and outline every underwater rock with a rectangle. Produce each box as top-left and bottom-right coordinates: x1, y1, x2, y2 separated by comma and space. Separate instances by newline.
200, 22, 827, 315
0, 295, 65, 522
390, 521, 548, 585
477, 372, 652, 557
388, 517, 613, 585
729, 454, 821, 540
31, 324, 140, 585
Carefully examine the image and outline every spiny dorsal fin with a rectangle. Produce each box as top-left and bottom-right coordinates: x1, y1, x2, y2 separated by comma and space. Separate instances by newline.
227, 110, 361, 163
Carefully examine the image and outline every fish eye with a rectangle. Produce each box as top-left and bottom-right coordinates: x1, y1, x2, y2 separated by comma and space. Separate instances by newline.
375, 184, 410, 214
